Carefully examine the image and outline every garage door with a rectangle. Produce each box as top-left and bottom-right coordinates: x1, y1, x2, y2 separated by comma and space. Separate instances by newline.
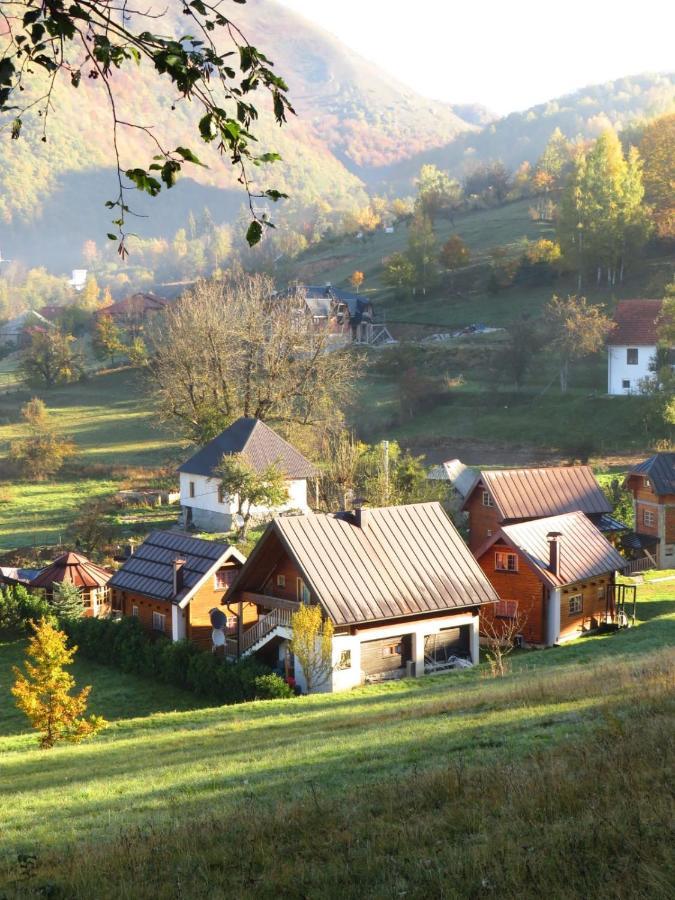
424, 625, 470, 665
360, 635, 412, 677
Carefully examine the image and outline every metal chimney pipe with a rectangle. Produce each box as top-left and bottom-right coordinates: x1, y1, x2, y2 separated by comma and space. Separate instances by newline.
173, 558, 187, 596
546, 532, 563, 577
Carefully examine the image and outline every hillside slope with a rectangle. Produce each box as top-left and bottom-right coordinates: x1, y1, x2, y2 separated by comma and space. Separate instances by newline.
0, 584, 672, 896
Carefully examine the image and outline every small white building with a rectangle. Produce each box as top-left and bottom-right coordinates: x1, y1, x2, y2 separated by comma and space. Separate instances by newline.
607, 299, 666, 395
178, 417, 317, 532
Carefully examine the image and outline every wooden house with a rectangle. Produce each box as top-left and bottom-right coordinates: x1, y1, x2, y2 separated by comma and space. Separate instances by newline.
623, 453, 675, 569
462, 465, 623, 551
108, 531, 246, 647
475, 511, 627, 646
224, 502, 499, 692
178, 417, 317, 533
279, 284, 375, 344
28, 552, 112, 617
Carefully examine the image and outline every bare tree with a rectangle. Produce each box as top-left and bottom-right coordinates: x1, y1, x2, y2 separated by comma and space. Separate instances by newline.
481, 607, 527, 677
148, 273, 360, 444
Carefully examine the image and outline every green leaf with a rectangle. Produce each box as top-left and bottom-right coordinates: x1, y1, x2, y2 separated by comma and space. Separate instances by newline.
246, 220, 263, 247
107, 233, 118, 241
174, 146, 205, 166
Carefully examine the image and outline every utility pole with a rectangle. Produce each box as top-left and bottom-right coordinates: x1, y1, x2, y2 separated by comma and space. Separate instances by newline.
382, 440, 389, 503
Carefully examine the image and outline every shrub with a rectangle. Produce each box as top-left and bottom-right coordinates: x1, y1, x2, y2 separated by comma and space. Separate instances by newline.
253, 673, 294, 700
0, 585, 54, 632
63, 616, 277, 705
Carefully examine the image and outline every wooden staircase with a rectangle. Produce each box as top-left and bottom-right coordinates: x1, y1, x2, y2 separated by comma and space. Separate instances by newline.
240, 607, 294, 656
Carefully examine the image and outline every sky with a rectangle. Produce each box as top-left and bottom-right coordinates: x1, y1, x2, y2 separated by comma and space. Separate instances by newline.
277, 0, 674, 114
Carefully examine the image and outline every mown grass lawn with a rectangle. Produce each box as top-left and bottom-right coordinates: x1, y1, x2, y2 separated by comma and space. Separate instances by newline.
0, 580, 672, 875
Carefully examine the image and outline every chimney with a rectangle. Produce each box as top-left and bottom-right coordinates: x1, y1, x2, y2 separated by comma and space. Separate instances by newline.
124, 539, 135, 558
546, 532, 562, 577
353, 498, 368, 528
173, 558, 186, 596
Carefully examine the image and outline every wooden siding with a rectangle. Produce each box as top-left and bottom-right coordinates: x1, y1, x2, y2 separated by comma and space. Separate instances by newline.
360, 634, 412, 676
666, 505, 675, 543
117, 591, 172, 637
478, 542, 545, 643
559, 576, 613, 640
262, 555, 308, 604
466, 487, 501, 550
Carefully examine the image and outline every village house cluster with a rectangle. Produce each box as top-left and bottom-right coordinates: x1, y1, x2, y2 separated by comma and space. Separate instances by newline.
3, 408, 673, 693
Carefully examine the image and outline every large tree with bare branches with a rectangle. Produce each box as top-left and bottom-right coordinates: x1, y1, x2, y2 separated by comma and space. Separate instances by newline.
0, 1, 292, 251
149, 273, 359, 444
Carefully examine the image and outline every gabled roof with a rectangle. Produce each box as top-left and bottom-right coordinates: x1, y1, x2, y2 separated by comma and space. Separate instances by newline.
108, 531, 245, 606
98, 292, 171, 319
29, 552, 111, 589
428, 459, 477, 497
463, 466, 611, 520
477, 512, 625, 589
627, 453, 675, 496
178, 417, 317, 480
607, 299, 664, 346
229, 502, 499, 627
285, 284, 374, 321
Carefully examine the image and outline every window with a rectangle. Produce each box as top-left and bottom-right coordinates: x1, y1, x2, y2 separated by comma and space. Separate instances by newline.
131, 605, 139, 617
382, 643, 402, 658
643, 509, 655, 527
214, 567, 237, 590
189, 481, 195, 498
296, 578, 311, 604
217, 483, 226, 504
276, 574, 286, 588
495, 599, 518, 619
568, 595, 583, 615
482, 490, 494, 507
622, 379, 630, 390
495, 551, 518, 572
597, 585, 605, 601
152, 611, 166, 631
665, 545, 673, 558
337, 649, 352, 670
626, 348, 639, 365
225, 616, 238, 634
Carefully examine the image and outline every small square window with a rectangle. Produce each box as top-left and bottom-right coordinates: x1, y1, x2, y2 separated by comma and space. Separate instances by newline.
568, 595, 583, 615
131, 605, 139, 617
495, 599, 518, 619
225, 616, 238, 634
626, 348, 638, 365
214, 567, 237, 590
495, 551, 518, 572
152, 611, 166, 631
482, 491, 494, 507
665, 545, 673, 557
643, 509, 655, 527
277, 574, 286, 588
337, 649, 352, 670
622, 379, 630, 390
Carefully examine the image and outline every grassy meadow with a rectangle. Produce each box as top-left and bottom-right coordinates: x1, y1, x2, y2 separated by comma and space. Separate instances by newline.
0, 577, 672, 897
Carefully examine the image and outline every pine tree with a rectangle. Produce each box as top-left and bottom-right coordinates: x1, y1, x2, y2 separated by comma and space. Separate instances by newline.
51, 583, 84, 622
407, 211, 438, 294
12, 619, 105, 749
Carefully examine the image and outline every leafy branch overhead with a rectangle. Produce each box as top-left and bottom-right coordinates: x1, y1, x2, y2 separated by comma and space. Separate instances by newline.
0, 1, 293, 251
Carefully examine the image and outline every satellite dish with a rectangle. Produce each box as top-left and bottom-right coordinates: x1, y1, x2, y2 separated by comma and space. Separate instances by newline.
209, 607, 227, 629
212, 628, 226, 649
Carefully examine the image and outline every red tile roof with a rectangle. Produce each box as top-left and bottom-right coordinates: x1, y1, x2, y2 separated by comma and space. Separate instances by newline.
29, 552, 112, 589
607, 299, 664, 346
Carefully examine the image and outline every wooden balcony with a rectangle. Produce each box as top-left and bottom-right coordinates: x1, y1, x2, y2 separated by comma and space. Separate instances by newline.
239, 591, 301, 612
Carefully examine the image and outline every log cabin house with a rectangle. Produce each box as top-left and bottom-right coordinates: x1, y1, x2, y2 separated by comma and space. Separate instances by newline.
474, 511, 628, 646
280, 284, 375, 345
623, 453, 675, 569
108, 531, 245, 647
224, 502, 499, 692
462, 465, 624, 551
28, 552, 112, 617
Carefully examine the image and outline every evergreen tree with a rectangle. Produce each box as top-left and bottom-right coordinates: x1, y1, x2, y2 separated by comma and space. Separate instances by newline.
51, 583, 84, 623
407, 212, 438, 294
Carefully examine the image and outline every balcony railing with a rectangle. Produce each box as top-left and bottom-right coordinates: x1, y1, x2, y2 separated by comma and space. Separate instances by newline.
240, 607, 294, 654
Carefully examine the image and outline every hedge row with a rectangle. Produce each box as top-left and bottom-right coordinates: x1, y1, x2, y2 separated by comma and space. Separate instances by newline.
64, 616, 294, 704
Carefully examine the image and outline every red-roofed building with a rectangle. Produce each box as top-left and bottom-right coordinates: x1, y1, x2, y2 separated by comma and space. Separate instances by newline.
607, 299, 669, 395
29, 552, 112, 618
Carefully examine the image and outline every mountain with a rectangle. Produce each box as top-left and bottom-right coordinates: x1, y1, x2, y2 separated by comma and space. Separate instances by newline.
0, 0, 475, 268
373, 73, 675, 192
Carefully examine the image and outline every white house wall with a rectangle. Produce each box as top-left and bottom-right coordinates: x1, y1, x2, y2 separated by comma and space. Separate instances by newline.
607, 345, 656, 395
179, 472, 310, 532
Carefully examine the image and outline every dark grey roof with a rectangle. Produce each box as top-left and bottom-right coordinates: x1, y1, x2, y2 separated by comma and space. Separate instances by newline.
178, 417, 317, 480
108, 531, 241, 604
629, 453, 675, 496
597, 513, 630, 533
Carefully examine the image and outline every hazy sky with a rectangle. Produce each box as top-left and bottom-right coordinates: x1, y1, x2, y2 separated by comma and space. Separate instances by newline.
277, 0, 674, 114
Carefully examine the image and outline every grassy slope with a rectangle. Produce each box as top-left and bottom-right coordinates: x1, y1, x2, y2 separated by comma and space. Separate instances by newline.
0, 368, 183, 551
0, 580, 672, 896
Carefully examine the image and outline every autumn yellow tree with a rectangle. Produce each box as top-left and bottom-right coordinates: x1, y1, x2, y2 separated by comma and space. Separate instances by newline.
290, 604, 334, 693
12, 619, 105, 749
640, 113, 675, 239
349, 270, 365, 293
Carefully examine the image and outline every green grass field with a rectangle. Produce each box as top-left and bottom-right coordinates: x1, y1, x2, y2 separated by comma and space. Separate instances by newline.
0, 578, 672, 896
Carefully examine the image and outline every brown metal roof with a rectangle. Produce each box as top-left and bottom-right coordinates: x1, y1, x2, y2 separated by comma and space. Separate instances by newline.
231, 503, 499, 627
491, 512, 625, 589
29, 552, 112, 589
108, 531, 244, 605
178, 417, 317, 480
464, 466, 610, 521
607, 299, 664, 346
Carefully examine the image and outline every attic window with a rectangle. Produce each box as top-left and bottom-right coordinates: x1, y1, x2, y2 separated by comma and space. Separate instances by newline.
495, 551, 518, 572
482, 491, 494, 508
215, 567, 237, 590
276, 574, 286, 588
626, 348, 639, 365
